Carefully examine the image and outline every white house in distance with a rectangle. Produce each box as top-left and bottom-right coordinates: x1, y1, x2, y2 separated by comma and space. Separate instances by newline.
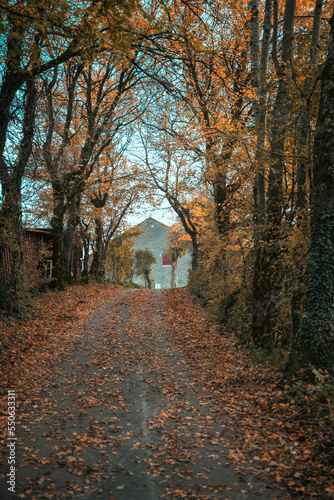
132, 217, 191, 288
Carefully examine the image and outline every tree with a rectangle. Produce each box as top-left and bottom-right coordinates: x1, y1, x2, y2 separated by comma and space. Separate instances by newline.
134, 248, 156, 288
38, 53, 140, 287
0, 0, 139, 310
287, 10, 334, 377
165, 224, 190, 288
289, 0, 324, 339
251, 0, 297, 349
78, 141, 143, 283
249, 0, 329, 351
134, 0, 248, 239
0, 77, 37, 312
106, 228, 142, 284
137, 127, 203, 270
88, 182, 138, 283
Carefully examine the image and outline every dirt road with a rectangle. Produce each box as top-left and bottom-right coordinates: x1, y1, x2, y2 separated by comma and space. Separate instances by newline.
0, 288, 288, 499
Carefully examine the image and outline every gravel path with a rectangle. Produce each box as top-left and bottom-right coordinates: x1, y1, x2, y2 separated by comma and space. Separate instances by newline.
0, 288, 287, 499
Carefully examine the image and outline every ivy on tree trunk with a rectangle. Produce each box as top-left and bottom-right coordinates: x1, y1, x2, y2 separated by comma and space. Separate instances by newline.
287, 12, 334, 377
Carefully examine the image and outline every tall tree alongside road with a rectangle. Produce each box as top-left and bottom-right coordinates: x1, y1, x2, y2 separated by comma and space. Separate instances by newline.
288, 10, 334, 376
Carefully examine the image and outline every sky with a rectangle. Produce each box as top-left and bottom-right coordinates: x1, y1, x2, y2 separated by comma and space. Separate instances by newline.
127, 202, 177, 227
18, 177, 177, 231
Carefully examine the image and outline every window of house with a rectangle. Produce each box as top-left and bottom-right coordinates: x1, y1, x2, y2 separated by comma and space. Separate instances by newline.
45, 259, 53, 278
162, 253, 172, 266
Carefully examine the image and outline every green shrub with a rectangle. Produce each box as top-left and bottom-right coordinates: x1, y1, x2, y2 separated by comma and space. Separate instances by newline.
251, 346, 289, 370
121, 281, 143, 289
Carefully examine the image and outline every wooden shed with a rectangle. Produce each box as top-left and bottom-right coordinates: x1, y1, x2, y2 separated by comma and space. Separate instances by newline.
1, 228, 55, 286
24, 228, 55, 281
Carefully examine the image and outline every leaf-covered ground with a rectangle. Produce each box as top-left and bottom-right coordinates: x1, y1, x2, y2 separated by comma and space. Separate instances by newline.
0, 285, 333, 499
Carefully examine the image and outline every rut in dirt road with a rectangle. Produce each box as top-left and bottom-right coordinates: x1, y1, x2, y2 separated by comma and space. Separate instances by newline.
0, 288, 288, 500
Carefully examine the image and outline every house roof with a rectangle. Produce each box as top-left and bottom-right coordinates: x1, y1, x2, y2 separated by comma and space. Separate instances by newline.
133, 217, 171, 230
24, 228, 53, 235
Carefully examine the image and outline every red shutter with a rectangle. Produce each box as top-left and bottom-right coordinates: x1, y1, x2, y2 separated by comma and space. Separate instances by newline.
162, 253, 172, 266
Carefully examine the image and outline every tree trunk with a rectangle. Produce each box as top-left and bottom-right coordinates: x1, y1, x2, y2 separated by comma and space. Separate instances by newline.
63, 194, 81, 283
250, 0, 272, 225
82, 238, 90, 284
252, 0, 296, 349
90, 218, 104, 282
51, 186, 66, 289
290, 0, 324, 341
191, 236, 199, 270
287, 12, 334, 376
0, 179, 24, 313
296, 0, 324, 215
166, 194, 199, 270
250, 0, 272, 347
213, 170, 229, 235
171, 259, 177, 288
0, 76, 36, 313
145, 271, 152, 289
0, 32, 25, 162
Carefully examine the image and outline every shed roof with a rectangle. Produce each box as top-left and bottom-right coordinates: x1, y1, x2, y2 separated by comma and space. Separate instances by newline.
24, 228, 52, 235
